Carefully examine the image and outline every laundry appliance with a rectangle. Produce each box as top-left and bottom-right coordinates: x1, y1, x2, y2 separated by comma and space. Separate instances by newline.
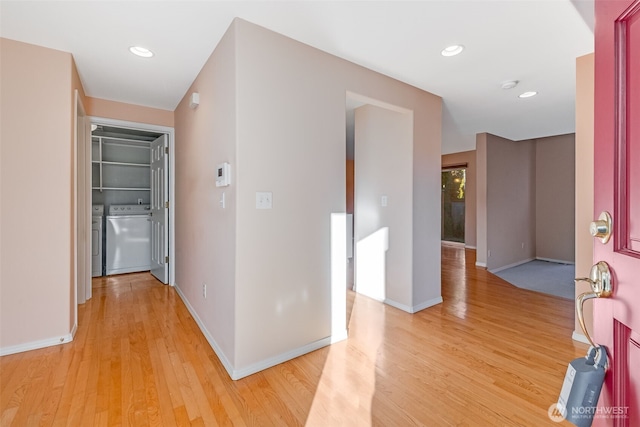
106, 204, 151, 275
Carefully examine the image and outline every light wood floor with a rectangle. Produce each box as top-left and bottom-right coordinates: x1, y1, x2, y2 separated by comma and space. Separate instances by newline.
1, 246, 586, 426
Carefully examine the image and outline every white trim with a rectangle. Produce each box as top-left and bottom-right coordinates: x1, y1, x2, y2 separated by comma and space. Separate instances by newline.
232, 336, 333, 380
87, 116, 176, 286
489, 258, 535, 274
0, 331, 74, 357
572, 331, 590, 345
173, 283, 235, 377
465, 245, 477, 250
71, 322, 77, 339
384, 296, 443, 313
475, 261, 487, 268
175, 282, 340, 380
536, 257, 575, 265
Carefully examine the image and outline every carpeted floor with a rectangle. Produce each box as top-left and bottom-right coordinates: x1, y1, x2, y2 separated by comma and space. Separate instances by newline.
494, 260, 575, 299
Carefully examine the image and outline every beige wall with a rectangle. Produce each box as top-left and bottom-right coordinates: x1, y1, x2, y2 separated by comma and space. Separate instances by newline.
174, 20, 238, 367
1, 38, 76, 351
442, 150, 477, 248
174, 18, 442, 378
574, 53, 594, 340
535, 134, 575, 263
354, 105, 413, 308
0, 38, 171, 355
87, 97, 174, 127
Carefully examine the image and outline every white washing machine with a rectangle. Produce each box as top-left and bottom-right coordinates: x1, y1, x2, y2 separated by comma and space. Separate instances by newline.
91, 205, 104, 277
106, 204, 151, 275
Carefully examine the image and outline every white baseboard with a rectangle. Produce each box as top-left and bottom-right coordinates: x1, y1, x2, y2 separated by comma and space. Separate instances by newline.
411, 296, 444, 313
384, 296, 443, 314
572, 331, 590, 345
465, 245, 477, 250
232, 336, 333, 380
489, 258, 535, 274
475, 261, 487, 268
174, 282, 339, 381
536, 257, 575, 265
173, 283, 235, 379
0, 330, 75, 357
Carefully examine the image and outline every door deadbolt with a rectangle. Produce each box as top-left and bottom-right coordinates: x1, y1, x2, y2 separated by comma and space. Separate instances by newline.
574, 261, 613, 348
590, 211, 612, 244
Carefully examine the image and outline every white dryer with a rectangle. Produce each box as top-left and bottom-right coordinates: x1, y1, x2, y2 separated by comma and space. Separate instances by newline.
106, 204, 151, 275
91, 205, 104, 277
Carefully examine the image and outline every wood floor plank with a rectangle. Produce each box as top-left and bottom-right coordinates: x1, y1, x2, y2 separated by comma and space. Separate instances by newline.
0, 249, 586, 426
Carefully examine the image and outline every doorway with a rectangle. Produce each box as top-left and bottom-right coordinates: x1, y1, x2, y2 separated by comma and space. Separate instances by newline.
85, 117, 175, 287
441, 168, 466, 244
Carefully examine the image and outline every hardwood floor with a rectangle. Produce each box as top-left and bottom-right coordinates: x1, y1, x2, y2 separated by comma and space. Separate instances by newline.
1, 246, 586, 426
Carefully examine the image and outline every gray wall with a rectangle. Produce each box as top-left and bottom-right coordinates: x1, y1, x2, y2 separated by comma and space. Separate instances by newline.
536, 134, 576, 263
476, 132, 576, 272
485, 134, 537, 271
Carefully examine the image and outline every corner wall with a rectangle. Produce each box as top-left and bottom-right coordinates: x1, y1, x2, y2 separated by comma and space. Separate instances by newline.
173, 22, 238, 368
173, 18, 442, 378
535, 134, 575, 263
482, 134, 537, 271
233, 19, 441, 372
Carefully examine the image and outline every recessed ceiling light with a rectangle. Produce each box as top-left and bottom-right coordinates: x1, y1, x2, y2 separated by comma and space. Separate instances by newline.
519, 91, 538, 98
501, 80, 519, 90
129, 46, 154, 58
441, 45, 464, 57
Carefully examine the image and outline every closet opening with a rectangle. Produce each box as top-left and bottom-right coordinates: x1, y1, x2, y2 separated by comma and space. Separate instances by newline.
88, 118, 174, 287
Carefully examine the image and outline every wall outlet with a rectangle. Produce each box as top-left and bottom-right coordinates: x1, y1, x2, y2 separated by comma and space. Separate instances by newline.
521, 242, 525, 249
256, 192, 273, 209
203, 283, 207, 299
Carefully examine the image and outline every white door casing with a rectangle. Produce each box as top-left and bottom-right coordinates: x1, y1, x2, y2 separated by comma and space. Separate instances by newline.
150, 134, 169, 283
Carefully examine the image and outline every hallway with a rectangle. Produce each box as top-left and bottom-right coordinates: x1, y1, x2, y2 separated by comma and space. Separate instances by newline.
1, 247, 586, 425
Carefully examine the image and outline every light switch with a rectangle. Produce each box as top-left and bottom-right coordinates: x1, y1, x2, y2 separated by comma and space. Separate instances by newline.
381, 195, 388, 207
256, 192, 273, 209
220, 191, 226, 209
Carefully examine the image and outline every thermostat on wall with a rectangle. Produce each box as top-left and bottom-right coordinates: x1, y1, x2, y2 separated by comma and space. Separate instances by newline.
216, 162, 231, 187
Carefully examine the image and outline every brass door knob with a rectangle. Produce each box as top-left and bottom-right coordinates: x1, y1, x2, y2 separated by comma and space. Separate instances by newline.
574, 261, 613, 348
590, 211, 612, 244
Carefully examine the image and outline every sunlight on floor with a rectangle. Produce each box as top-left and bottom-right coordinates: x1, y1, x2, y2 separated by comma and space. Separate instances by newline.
305, 294, 385, 426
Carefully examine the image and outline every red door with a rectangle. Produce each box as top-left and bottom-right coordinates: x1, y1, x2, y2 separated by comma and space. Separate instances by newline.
594, 0, 640, 424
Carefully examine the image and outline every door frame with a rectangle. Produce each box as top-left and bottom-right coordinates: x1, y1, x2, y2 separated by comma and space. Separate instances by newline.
73, 90, 89, 328
86, 116, 176, 286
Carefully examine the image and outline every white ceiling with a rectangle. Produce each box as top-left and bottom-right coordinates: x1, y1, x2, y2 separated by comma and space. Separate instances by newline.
0, 0, 594, 154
